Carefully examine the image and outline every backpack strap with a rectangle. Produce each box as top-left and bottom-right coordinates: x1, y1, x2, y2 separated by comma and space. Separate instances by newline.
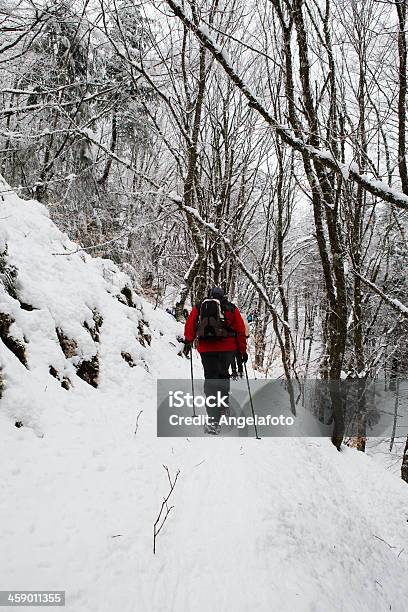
222, 300, 237, 336
223, 300, 236, 313
195, 299, 235, 311
193, 303, 201, 338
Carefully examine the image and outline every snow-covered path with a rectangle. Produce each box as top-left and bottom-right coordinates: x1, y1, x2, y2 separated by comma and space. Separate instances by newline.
150, 436, 408, 612
2, 365, 408, 612
1, 184, 408, 612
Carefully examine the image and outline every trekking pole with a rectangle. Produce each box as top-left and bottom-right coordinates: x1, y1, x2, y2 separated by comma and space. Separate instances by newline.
244, 362, 261, 439
190, 346, 196, 417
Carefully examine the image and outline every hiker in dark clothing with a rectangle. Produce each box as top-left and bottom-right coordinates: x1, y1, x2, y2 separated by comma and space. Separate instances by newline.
184, 286, 247, 434
230, 351, 243, 380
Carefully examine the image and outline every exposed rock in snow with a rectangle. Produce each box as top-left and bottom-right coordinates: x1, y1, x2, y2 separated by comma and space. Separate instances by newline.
0, 175, 185, 431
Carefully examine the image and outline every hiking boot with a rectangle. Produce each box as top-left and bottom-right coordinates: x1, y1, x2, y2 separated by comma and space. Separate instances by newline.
204, 422, 221, 435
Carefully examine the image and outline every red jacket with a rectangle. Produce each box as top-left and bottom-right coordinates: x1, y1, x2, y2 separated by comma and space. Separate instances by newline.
184, 303, 247, 354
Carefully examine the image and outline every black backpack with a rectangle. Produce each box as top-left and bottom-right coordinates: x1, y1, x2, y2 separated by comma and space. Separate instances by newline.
195, 298, 235, 340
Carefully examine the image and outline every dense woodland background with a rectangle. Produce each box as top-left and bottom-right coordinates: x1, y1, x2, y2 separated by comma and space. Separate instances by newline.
0, 0, 407, 465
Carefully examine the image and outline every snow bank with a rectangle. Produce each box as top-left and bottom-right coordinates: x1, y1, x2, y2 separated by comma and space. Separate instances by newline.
0, 174, 185, 434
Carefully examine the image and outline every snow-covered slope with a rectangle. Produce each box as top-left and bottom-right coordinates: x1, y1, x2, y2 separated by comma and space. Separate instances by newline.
1, 178, 408, 612
0, 175, 186, 432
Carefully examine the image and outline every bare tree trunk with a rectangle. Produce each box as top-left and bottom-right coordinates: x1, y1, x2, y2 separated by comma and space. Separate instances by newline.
276, 143, 295, 393
396, 0, 408, 194
175, 254, 201, 320
402, 434, 408, 483
389, 377, 400, 452
291, 0, 347, 444
98, 108, 117, 185
175, 44, 208, 317
350, 15, 368, 451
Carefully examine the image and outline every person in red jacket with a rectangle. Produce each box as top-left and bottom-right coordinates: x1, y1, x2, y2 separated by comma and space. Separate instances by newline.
184, 286, 248, 434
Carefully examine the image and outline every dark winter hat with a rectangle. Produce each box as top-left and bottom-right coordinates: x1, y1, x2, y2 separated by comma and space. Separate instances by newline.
209, 286, 225, 300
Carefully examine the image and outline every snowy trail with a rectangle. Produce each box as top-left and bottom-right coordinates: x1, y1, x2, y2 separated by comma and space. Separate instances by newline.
1, 344, 408, 612
135, 364, 408, 612
149, 434, 408, 612
2, 359, 408, 612
1, 187, 408, 612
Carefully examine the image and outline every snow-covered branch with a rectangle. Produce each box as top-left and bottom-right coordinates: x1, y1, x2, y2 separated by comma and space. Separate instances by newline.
352, 271, 408, 320
164, 0, 408, 212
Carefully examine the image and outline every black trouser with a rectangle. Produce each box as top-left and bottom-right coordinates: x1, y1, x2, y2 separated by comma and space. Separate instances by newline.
230, 350, 243, 377
200, 351, 235, 424
235, 350, 244, 374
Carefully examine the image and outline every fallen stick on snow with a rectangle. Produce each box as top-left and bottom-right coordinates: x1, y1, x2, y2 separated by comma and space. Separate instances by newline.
134, 409, 143, 435
153, 465, 180, 555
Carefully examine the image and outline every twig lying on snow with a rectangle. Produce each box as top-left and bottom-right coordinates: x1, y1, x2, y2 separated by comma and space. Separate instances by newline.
373, 534, 396, 549
134, 409, 143, 436
153, 465, 180, 554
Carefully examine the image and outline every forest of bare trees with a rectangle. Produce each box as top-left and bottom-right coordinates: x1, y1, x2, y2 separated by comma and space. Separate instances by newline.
1, 0, 407, 469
